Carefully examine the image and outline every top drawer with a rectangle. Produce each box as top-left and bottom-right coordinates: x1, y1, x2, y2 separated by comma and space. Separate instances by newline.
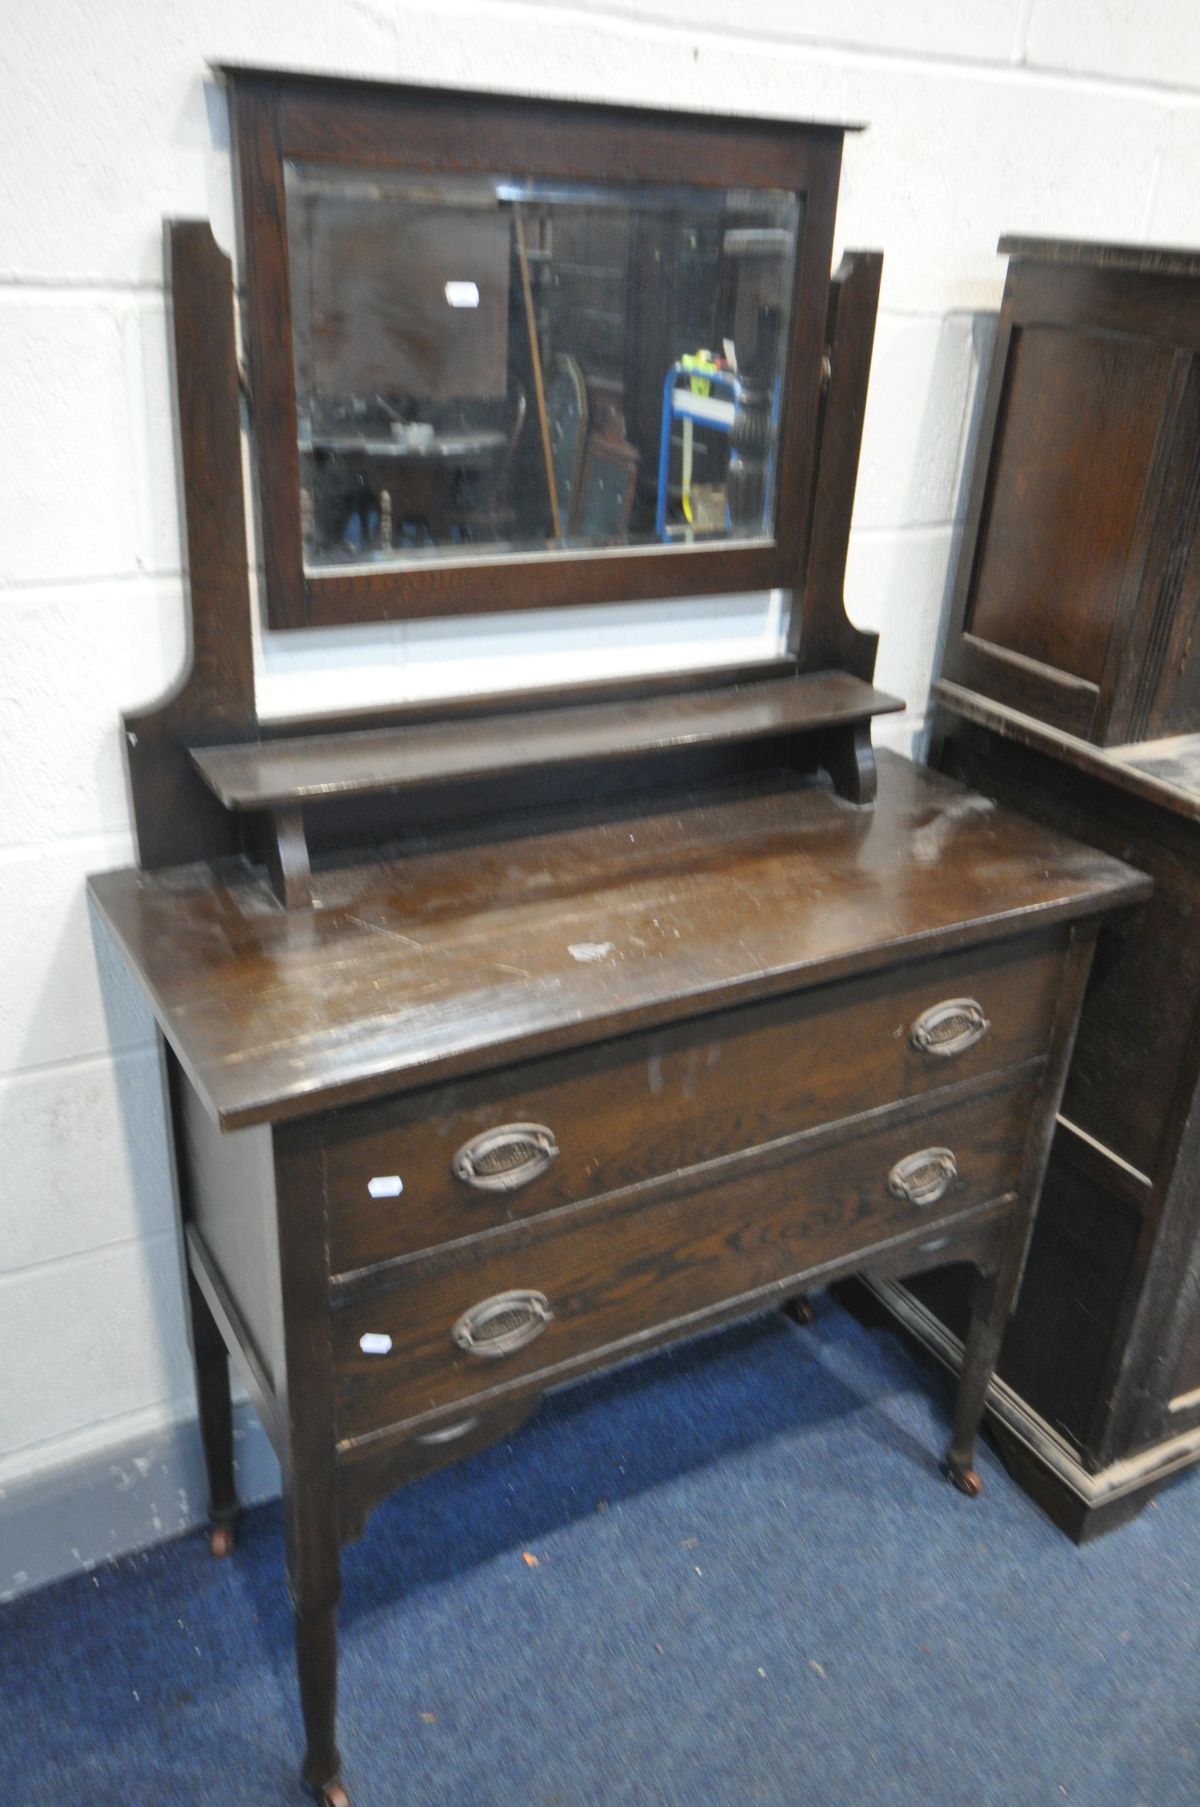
322, 931, 1065, 1275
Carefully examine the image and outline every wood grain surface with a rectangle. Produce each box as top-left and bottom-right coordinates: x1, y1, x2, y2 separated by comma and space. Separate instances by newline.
332, 1071, 1039, 1444
87, 753, 1148, 1130
323, 932, 1065, 1275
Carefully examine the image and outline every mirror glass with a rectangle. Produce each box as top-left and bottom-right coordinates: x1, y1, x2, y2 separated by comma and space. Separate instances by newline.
284, 164, 803, 572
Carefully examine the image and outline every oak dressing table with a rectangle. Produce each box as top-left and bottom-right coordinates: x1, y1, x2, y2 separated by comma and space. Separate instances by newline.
87, 72, 1147, 1804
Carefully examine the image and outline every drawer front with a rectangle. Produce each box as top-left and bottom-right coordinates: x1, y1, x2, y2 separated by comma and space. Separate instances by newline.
337, 1396, 539, 1542
324, 934, 1064, 1274
333, 1075, 1038, 1443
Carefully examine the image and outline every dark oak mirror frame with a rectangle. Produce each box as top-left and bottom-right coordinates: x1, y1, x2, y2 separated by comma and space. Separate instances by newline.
224, 65, 852, 631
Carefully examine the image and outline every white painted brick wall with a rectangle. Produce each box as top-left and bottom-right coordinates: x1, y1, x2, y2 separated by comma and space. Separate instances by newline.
0, 1236, 191, 1474
0, 302, 138, 585
2, 0, 1198, 1581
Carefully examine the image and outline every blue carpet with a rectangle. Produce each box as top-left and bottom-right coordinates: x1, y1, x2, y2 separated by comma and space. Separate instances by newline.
2, 1298, 1197, 1807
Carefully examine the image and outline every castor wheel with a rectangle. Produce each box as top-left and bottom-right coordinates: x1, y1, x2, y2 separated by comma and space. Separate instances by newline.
785, 1295, 815, 1327
946, 1463, 983, 1499
208, 1522, 236, 1559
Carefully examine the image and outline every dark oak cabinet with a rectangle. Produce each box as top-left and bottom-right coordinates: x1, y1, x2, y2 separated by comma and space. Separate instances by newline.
941, 238, 1200, 747
877, 237, 1200, 1541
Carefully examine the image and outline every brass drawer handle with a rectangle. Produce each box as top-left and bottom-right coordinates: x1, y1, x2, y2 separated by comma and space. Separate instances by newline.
452, 1123, 560, 1192
452, 1289, 553, 1359
888, 1147, 959, 1209
909, 998, 990, 1058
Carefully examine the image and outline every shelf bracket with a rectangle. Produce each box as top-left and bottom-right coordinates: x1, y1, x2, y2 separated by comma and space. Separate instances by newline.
265, 806, 312, 909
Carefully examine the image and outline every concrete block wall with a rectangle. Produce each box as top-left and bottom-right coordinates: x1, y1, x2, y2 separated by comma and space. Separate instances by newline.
2, 0, 1199, 1596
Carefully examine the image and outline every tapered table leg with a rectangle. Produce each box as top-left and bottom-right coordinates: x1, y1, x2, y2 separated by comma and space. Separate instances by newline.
293, 1596, 349, 1805
186, 1269, 240, 1556
284, 1453, 348, 1801
944, 1259, 1012, 1498
784, 1292, 816, 1327
275, 1124, 350, 1802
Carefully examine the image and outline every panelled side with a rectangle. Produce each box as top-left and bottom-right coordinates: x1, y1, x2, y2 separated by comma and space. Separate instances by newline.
176, 1065, 286, 1398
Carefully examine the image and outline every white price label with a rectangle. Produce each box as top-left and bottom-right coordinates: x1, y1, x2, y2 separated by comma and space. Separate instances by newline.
368, 1175, 403, 1199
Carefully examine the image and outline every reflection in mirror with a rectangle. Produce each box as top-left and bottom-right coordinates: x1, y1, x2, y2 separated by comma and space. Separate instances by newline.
285, 165, 803, 572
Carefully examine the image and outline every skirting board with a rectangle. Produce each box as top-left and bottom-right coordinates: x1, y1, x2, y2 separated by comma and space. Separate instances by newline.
854, 1278, 1200, 1542
0, 1400, 280, 1603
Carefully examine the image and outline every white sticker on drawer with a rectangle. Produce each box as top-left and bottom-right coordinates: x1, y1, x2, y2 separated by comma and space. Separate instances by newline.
368, 1175, 404, 1198
359, 1333, 393, 1356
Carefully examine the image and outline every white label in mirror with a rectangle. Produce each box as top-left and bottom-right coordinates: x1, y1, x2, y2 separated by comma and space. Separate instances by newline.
444, 280, 480, 308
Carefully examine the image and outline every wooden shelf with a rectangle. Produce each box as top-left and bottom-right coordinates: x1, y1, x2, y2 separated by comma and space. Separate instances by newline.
190, 672, 903, 812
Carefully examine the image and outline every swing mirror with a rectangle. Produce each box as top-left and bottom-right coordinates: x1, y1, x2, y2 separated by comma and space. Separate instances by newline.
225, 68, 847, 630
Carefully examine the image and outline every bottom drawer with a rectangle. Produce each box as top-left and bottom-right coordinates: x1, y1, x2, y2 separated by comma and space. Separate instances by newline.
338, 1395, 540, 1542
334, 1076, 1038, 1443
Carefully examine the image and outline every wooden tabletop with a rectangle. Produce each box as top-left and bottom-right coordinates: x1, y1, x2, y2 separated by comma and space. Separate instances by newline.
299, 430, 507, 460
88, 754, 1149, 1131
